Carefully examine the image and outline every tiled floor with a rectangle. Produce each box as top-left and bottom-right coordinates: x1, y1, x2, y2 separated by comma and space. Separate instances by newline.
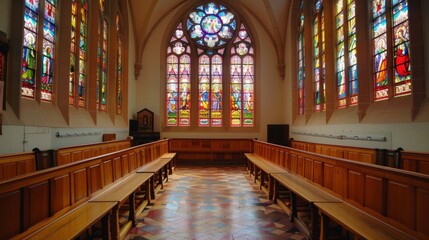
126, 166, 305, 240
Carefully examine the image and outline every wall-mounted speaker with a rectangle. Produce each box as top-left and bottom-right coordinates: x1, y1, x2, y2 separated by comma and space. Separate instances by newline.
267, 124, 289, 146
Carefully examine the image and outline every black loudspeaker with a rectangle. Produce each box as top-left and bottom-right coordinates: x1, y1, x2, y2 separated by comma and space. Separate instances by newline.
129, 119, 138, 135
267, 124, 289, 146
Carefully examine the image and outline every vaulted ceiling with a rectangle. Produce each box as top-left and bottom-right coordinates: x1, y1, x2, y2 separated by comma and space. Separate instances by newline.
127, 0, 293, 78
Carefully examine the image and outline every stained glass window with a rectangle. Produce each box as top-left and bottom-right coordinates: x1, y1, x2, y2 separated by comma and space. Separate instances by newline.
166, 23, 191, 126
372, 0, 388, 100
70, 0, 87, 107
372, 0, 411, 100
22, 0, 39, 99
230, 25, 254, 127
98, 0, 108, 111
313, 0, 325, 112
298, 0, 305, 115
41, 0, 56, 101
392, 0, 411, 96
336, 0, 358, 108
22, 0, 56, 101
166, 2, 254, 128
116, 14, 122, 114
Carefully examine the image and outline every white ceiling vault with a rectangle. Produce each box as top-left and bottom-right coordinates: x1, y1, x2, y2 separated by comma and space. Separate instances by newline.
127, 0, 293, 79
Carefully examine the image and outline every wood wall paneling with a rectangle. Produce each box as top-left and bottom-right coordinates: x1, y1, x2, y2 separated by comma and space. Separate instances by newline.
364, 175, 383, 214
347, 170, 364, 205
323, 164, 334, 191
387, 180, 415, 229
333, 166, 347, 197
313, 160, 323, 186
71, 151, 82, 162
73, 168, 88, 203
3, 162, 17, 179
89, 164, 102, 195
297, 156, 304, 176
113, 157, 122, 181
0, 190, 21, 239
121, 154, 129, 176
50, 174, 71, 214
102, 160, 114, 186
82, 149, 92, 159
304, 158, 313, 180
416, 188, 429, 235
27, 181, 50, 227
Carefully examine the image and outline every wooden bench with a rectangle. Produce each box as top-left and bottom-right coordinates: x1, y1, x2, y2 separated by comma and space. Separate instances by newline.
20, 202, 116, 240
90, 172, 153, 240
271, 173, 341, 239
244, 153, 288, 199
137, 157, 174, 199
252, 140, 429, 239
315, 202, 415, 240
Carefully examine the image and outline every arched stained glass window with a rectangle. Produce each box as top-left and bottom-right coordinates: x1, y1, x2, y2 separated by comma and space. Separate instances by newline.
230, 25, 254, 127
313, 0, 326, 112
97, 0, 108, 111
372, 0, 411, 101
166, 23, 191, 126
297, 0, 305, 115
336, 0, 358, 108
116, 13, 122, 114
392, 0, 411, 96
70, 0, 87, 107
22, 0, 57, 101
165, 1, 254, 128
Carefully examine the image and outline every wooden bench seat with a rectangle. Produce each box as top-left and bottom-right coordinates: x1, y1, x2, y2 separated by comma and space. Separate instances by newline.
271, 173, 341, 239
315, 202, 415, 240
244, 153, 288, 198
21, 202, 116, 240
90, 173, 153, 240
137, 154, 176, 199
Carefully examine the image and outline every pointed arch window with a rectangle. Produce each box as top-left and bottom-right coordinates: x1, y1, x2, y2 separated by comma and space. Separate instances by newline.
297, 0, 305, 115
70, 0, 88, 107
372, 0, 411, 101
97, 0, 108, 111
22, 0, 57, 101
166, 23, 191, 126
116, 13, 123, 114
336, 0, 358, 108
313, 0, 326, 112
165, 2, 254, 128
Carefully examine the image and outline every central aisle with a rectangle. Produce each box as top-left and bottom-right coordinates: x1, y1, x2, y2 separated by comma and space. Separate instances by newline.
126, 166, 304, 240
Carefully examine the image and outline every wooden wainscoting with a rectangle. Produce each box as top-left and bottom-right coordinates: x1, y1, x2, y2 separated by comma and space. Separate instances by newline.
169, 138, 253, 165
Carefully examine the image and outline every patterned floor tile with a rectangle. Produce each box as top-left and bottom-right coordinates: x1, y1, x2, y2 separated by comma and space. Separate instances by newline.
126, 166, 305, 240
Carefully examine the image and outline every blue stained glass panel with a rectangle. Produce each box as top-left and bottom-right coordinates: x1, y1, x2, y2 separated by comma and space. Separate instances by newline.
25, 0, 39, 12
44, 0, 56, 24
43, 21, 55, 42
24, 8, 38, 32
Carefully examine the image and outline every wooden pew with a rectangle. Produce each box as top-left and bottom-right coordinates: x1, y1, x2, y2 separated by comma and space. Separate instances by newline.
244, 153, 288, 199
271, 173, 341, 239
316, 202, 414, 239
0, 139, 170, 239
0, 152, 36, 181
90, 173, 153, 240
136, 153, 176, 199
252, 140, 429, 239
21, 201, 116, 240
56, 139, 132, 166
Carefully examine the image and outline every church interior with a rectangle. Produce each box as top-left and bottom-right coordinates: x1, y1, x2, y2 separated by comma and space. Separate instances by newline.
0, 0, 428, 239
